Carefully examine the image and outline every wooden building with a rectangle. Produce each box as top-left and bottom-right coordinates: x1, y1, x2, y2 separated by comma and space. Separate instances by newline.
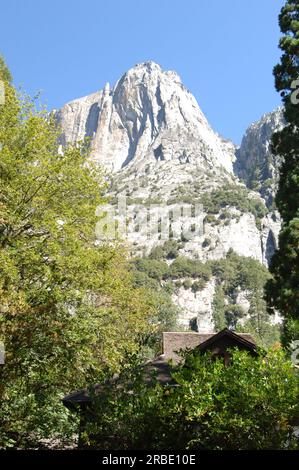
63, 328, 256, 410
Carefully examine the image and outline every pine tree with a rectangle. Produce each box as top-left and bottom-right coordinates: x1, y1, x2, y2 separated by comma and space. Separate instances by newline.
265, 0, 299, 346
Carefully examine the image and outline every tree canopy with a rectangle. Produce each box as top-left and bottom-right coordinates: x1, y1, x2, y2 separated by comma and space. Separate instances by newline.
265, 0, 299, 346
0, 59, 157, 448
84, 348, 299, 450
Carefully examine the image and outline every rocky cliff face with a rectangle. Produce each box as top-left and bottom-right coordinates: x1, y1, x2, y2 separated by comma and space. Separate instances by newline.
55, 61, 235, 173
171, 278, 216, 331
234, 108, 285, 207
55, 62, 283, 338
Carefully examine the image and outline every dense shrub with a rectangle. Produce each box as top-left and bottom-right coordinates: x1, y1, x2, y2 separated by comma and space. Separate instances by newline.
203, 214, 218, 225
191, 279, 207, 292
131, 258, 169, 281
131, 270, 159, 290
210, 250, 280, 347
200, 185, 268, 224
130, 257, 180, 357
149, 240, 180, 260
83, 349, 299, 450
183, 279, 193, 289
167, 257, 212, 281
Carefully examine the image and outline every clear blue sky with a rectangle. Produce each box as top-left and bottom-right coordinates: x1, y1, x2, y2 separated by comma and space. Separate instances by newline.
0, 0, 285, 144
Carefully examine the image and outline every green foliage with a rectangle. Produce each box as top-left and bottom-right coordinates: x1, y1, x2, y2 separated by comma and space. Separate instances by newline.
224, 304, 246, 329
0, 55, 12, 83
132, 248, 279, 349
212, 285, 227, 330
203, 214, 219, 225
0, 61, 156, 448
210, 251, 279, 347
162, 240, 180, 259
182, 279, 192, 290
131, 257, 169, 281
130, 269, 159, 290
191, 280, 206, 292
129, 257, 179, 356
236, 319, 281, 350
143, 290, 179, 357
148, 246, 164, 260
167, 256, 212, 281
162, 281, 175, 295
200, 185, 268, 225
149, 240, 180, 260
132, 254, 212, 288
265, 0, 299, 345
266, 218, 299, 345
83, 349, 299, 450
210, 250, 271, 292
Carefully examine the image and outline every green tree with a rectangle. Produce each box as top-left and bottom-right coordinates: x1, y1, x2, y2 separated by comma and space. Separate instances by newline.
131, 257, 169, 281
83, 349, 299, 450
130, 257, 180, 357
265, 0, 299, 345
0, 55, 12, 83
212, 285, 227, 330
168, 256, 211, 281
210, 251, 280, 347
0, 60, 155, 448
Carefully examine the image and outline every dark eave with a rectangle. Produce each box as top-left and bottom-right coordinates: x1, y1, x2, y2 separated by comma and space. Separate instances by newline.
196, 328, 257, 353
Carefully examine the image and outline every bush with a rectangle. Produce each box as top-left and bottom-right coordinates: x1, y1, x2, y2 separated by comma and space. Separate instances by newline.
168, 257, 212, 281
148, 246, 164, 260
191, 280, 206, 292
183, 279, 192, 289
162, 281, 175, 295
149, 241, 180, 261
203, 214, 218, 225
163, 240, 180, 259
131, 270, 159, 290
210, 251, 278, 347
131, 258, 169, 281
84, 349, 299, 450
200, 185, 268, 223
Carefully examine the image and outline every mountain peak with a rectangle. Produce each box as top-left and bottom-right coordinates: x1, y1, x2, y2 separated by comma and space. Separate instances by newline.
56, 62, 235, 173
113, 61, 183, 93
132, 60, 162, 71
132, 61, 181, 79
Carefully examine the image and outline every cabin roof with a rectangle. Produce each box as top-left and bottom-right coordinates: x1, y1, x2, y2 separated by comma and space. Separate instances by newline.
196, 328, 256, 353
163, 328, 256, 363
62, 328, 257, 409
163, 331, 214, 363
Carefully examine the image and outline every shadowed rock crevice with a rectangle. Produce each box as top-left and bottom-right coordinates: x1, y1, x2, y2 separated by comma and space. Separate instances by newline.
85, 102, 100, 137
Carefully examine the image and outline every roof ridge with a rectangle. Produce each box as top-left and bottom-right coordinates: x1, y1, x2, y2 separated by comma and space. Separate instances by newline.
163, 331, 214, 335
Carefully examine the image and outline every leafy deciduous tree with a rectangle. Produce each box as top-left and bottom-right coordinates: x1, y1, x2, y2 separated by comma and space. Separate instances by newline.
83, 349, 299, 450
0, 59, 155, 448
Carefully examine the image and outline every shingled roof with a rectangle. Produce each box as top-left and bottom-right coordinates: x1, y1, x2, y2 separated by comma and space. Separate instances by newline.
163, 331, 212, 363
195, 329, 256, 354
162, 329, 256, 364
